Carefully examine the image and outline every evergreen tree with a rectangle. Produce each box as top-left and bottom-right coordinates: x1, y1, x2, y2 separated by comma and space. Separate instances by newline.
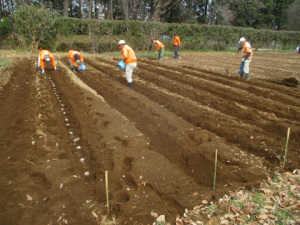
273, 0, 295, 30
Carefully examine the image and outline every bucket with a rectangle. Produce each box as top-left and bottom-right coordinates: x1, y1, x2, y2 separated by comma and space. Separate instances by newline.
118, 61, 126, 70
78, 64, 86, 71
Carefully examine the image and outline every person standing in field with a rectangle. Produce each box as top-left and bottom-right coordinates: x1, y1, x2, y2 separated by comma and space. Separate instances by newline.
152, 39, 165, 61
237, 37, 253, 81
118, 40, 137, 89
173, 34, 181, 58
38, 50, 58, 73
68, 50, 85, 72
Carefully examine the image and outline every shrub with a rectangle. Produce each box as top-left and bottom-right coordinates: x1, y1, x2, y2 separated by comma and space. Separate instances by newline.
14, 6, 57, 51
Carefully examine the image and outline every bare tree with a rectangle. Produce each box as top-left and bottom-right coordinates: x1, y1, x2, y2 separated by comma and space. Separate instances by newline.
129, 0, 143, 20
149, 0, 182, 21
209, 1, 234, 25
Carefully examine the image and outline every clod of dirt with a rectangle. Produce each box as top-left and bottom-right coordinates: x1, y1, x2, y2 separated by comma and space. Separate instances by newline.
281, 77, 299, 87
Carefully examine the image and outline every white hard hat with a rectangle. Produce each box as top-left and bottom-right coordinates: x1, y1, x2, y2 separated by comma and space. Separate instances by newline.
118, 40, 126, 46
239, 37, 246, 44
297, 46, 300, 52
45, 55, 51, 62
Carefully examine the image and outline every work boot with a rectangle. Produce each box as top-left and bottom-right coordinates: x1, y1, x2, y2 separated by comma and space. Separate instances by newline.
246, 73, 250, 81
71, 66, 76, 73
128, 82, 133, 89
240, 72, 244, 79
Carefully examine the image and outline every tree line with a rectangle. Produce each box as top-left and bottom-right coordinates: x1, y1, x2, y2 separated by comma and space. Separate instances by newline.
0, 0, 299, 31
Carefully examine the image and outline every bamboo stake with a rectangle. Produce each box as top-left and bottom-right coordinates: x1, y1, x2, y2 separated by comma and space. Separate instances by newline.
282, 128, 291, 170
105, 171, 110, 214
213, 149, 218, 191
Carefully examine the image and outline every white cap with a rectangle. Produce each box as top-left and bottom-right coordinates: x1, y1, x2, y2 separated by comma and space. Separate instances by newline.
239, 37, 246, 44
45, 55, 50, 62
118, 40, 126, 45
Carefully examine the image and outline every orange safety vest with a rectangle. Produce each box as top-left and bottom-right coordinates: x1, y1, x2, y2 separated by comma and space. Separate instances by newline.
153, 40, 165, 52
121, 45, 137, 64
68, 50, 84, 68
243, 41, 253, 59
39, 50, 57, 69
173, 36, 181, 47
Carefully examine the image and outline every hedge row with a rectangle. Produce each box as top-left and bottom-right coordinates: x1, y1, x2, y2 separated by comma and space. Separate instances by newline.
2, 16, 300, 52
56, 18, 300, 52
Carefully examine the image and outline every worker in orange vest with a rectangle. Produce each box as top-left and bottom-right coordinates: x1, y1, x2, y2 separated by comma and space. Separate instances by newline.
173, 34, 181, 58
152, 39, 165, 61
38, 50, 58, 73
118, 40, 137, 89
237, 37, 253, 81
68, 50, 85, 72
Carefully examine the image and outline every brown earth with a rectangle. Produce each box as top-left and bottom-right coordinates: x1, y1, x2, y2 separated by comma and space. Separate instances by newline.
0, 51, 299, 225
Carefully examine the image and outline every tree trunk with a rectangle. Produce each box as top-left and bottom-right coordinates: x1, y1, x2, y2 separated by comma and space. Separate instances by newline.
0, 0, 5, 18
110, 0, 113, 20
63, 0, 69, 17
88, 0, 92, 19
150, 0, 182, 21
79, 0, 83, 18
121, 0, 129, 20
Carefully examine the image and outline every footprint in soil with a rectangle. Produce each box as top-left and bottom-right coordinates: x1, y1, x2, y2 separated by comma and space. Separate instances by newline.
193, 132, 212, 144
122, 157, 134, 171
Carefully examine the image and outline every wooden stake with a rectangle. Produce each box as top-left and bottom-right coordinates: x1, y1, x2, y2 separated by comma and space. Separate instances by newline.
105, 171, 110, 214
282, 128, 291, 170
213, 149, 218, 191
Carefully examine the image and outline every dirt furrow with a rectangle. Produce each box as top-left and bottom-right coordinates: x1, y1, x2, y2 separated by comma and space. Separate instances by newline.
55, 60, 251, 223
1, 52, 298, 225
139, 58, 300, 100
71, 58, 269, 183
84, 57, 299, 169
138, 60, 300, 109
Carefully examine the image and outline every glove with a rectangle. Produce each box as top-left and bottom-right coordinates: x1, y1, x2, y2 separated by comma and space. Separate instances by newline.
241, 57, 245, 62
54, 66, 58, 70
41, 69, 45, 74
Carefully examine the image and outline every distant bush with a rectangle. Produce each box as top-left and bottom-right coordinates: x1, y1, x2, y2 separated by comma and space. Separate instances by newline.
0, 18, 13, 43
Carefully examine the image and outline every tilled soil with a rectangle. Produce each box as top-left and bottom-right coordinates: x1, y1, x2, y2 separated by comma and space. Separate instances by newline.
0, 51, 299, 224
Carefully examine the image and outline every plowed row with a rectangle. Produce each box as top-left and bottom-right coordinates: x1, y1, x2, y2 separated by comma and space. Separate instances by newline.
0, 52, 299, 224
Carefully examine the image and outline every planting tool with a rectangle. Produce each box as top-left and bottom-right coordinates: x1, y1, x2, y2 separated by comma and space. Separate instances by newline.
229, 51, 239, 76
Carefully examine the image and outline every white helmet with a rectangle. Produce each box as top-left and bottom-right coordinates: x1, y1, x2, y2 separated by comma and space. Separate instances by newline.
45, 55, 51, 62
118, 40, 126, 46
238, 37, 246, 44
297, 46, 300, 52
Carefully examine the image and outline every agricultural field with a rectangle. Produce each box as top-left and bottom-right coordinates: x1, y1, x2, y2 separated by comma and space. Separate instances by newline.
0, 51, 299, 224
